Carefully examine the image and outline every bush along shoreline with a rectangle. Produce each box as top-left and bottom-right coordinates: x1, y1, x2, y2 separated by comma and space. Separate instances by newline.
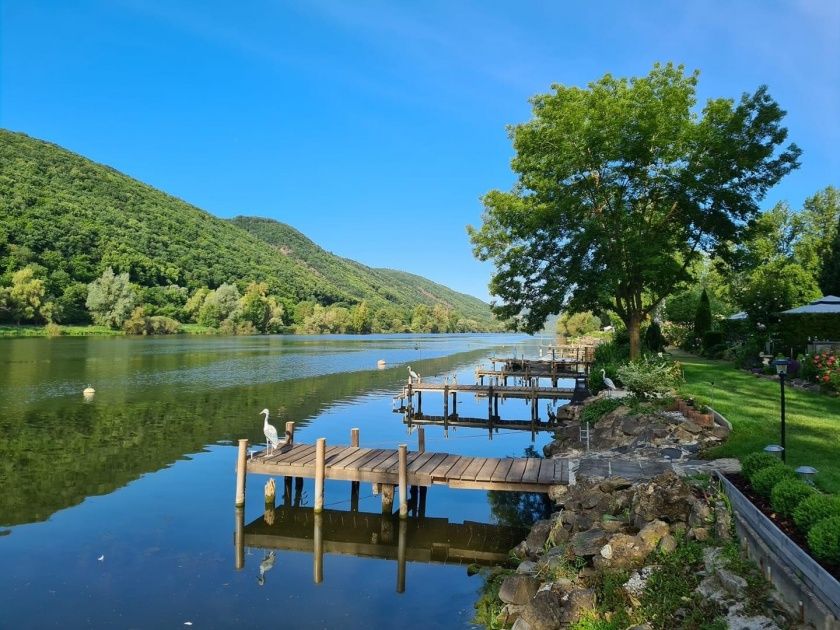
471, 395, 798, 629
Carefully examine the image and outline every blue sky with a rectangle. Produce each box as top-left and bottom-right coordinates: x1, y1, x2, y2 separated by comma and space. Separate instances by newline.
2, 1, 838, 302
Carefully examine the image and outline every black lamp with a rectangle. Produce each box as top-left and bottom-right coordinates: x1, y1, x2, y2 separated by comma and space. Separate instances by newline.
772, 358, 788, 463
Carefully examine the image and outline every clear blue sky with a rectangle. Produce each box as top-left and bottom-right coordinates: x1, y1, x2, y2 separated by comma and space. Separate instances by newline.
2, 1, 838, 302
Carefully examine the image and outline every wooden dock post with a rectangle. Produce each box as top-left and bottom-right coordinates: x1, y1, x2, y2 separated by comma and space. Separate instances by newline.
452, 391, 457, 417
417, 391, 422, 414
487, 384, 493, 419
314, 437, 326, 513
381, 484, 394, 514
235, 439, 248, 508
313, 512, 324, 584
419, 486, 427, 517
283, 476, 293, 507
285, 421, 295, 446
397, 518, 407, 593
350, 428, 360, 507
294, 477, 303, 507
398, 444, 408, 519
443, 384, 449, 419
234, 506, 245, 570
418, 427, 425, 454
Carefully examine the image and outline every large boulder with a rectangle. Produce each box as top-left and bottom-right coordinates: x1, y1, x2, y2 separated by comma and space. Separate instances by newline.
629, 471, 695, 529
636, 520, 670, 553
570, 527, 608, 557
595, 533, 648, 570
560, 588, 597, 625
519, 590, 565, 630
526, 519, 553, 555
499, 574, 540, 605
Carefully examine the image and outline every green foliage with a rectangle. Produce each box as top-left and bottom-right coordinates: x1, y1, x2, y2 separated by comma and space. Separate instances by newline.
0, 130, 498, 331
807, 516, 840, 564
590, 340, 629, 391
580, 398, 625, 425
770, 479, 817, 517
741, 452, 782, 482
557, 311, 601, 337
85, 267, 137, 329
793, 494, 840, 533
739, 259, 821, 327
123, 307, 181, 335
820, 213, 840, 296
44, 322, 62, 337
694, 288, 712, 342
616, 356, 683, 398
468, 62, 800, 358
751, 464, 797, 498
644, 321, 666, 352
472, 567, 515, 629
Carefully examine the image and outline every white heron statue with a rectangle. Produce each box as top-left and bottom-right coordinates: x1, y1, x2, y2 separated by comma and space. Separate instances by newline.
261, 408, 280, 453
257, 551, 276, 586
408, 366, 420, 383
601, 369, 617, 397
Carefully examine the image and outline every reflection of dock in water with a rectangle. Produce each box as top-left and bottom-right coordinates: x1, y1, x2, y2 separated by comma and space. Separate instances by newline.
399, 411, 558, 441
235, 503, 529, 591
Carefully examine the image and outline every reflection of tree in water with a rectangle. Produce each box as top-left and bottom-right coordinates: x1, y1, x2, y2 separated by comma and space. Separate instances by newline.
487, 446, 552, 529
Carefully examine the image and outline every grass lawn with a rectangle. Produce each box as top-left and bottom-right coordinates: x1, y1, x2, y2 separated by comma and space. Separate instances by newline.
677, 353, 840, 494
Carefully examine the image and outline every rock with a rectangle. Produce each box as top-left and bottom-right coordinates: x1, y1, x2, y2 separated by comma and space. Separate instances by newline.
704, 547, 724, 574
547, 484, 568, 503
714, 501, 732, 540
499, 574, 540, 605
623, 565, 658, 599
689, 501, 712, 528
658, 534, 677, 554
660, 447, 683, 460
629, 471, 694, 529
520, 590, 564, 630
526, 520, 552, 554
570, 528, 608, 557
682, 421, 702, 434
498, 604, 526, 626
512, 540, 529, 560
636, 520, 670, 552
516, 560, 538, 575
690, 527, 710, 541
621, 417, 644, 435
561, 588, 597, 624
596, 533, 647, 570
598, 477, 632, 492
717, 568, 748, 597
511, 617, 533, 630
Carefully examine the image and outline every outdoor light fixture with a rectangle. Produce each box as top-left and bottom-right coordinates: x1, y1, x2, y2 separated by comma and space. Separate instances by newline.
795, 466, 818, 485
772, 358, 788, 462
763, 444, 785, 459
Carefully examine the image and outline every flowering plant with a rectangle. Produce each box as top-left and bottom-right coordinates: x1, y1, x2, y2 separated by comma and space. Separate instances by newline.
803, 351, 840, 392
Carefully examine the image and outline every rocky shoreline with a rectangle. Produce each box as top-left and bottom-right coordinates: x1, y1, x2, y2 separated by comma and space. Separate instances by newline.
475, 396, 795, 629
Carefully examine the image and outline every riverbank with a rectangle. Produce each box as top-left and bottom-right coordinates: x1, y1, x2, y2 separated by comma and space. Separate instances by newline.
0, 323, 220, 337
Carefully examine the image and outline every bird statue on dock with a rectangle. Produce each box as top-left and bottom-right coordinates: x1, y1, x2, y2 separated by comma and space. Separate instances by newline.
408, 366, 420, 383
261, 408, 280, 453
257, 551, 276, 586
601, 369, 617, 398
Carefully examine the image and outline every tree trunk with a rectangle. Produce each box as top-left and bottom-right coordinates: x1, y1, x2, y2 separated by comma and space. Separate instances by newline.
627, 313, 642, 360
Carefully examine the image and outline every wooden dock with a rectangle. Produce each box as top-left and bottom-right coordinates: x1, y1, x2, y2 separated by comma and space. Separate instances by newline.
247, 442, 570, 493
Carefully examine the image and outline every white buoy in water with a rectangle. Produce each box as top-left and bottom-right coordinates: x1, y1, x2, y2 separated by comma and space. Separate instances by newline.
83, 386, 95, 396
377, 359, 386, 369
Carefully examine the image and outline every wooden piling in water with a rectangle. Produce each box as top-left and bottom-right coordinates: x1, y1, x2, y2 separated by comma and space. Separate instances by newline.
397, 518, 407, 593
235, 439, 248, 508
351, 427, 360, 447
285, 421, 295, 446
313, 512, 323, 584
381, 484, 394, 514
350, 428, 361, 507
398, 444, 408, 519
264, 478, 276, 507
443, 385, 449, 419
314, 437, 326, 513
418, 427, 425, 454
284, 476, 293, 507
234, 506, 245, 570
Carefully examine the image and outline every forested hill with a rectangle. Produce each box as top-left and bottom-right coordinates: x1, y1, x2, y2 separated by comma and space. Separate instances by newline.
0, 129, 498, 332
229, 216, 495, 324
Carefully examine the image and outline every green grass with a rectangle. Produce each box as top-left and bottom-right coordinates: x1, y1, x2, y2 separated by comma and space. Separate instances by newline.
677, 352, 840, 494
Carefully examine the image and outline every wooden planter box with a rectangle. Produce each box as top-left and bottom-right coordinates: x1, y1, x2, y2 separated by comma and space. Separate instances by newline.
717, 473, 840, 629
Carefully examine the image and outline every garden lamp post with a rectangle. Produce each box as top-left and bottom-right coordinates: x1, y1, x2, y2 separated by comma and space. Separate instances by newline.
763, 444, 784, 459
795, 466, 818, 485
772, 359, 788, 463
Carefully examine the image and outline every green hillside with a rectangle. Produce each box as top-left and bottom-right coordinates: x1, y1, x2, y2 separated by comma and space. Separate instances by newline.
0, 129, 498, 332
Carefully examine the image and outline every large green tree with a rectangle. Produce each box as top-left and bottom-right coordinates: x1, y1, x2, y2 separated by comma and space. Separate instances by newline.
469, 63, 800, 357
85, 267, 137, 328
820, 213, 840, 296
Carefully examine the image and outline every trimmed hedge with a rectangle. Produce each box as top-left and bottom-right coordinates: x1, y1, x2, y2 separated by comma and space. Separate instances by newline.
793, 494, 840, 533
808, 516, 840, 564
741, 452, 782, 482
770, 479, 817, 518
752, 464, 797, 498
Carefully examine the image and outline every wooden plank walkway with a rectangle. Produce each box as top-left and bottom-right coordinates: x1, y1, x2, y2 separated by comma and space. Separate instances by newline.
247, 443, 570, 493
401, 382, 574, 400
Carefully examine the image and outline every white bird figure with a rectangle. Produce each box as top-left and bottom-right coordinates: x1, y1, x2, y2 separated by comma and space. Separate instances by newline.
408, 366, 420, 383
261, 408, 280, 453
257, 551, 276, 586
601, 369, 617, 398
546, 402, 556, 422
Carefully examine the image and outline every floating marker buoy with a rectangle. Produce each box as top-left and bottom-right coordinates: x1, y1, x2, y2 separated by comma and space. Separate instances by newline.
377, 359, 386, 369
83, 386, 95, 397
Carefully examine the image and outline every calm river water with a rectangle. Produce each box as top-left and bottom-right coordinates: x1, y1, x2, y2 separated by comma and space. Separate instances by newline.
0, 333, 557, 629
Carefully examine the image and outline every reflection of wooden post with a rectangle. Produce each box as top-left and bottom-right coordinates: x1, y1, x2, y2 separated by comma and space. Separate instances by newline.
418, 427, 425, 454
294, 477, 304, 507
381, 484, 394, 514
418, 486, 427, 517
313, 512, 323, 584
351, 481, 360, 512
417, 391, 422, 414
452, 392, 457, 417
264, 478, 276, 525
398, 444, 408, 519
285, 421, 295, 446
443, 385, 449, 419
234, 506, 245, 570
235, 439, 248, 508
284, 476, 293, 507
397, 518, 407, 593
351, 427, 360, 447
314, 438, 326, 513
487, 384, 493, 419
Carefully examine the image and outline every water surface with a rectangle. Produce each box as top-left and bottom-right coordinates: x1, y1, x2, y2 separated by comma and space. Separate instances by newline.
0, 333, 555, 628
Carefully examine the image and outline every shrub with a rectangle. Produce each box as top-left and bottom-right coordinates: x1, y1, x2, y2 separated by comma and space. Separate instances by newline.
580, 398, 625, 425
148, 316, 181, 334
770, 479, 817, 517
808, 516, 840, 564
793, 494, 840, 533
44, 322, 63, 337
751, 464, 797, 499
741, 452, 783, 482
644, 321, 666, 352
616, 356, 683, 398
702, 330, 725, 350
